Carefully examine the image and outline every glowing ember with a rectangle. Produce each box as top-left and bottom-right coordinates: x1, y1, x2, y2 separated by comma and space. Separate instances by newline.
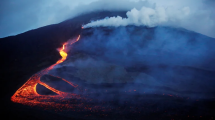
56, 43, 67, 64
11, 35, 89, 110
76, 35, 81, 42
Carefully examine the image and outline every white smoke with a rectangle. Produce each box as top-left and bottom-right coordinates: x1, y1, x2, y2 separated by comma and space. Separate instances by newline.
83, 6, 191, 28
0, 0, 214, 38
83, 0, 215, 38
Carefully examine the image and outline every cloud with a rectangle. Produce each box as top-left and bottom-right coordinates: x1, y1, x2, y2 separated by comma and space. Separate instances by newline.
0, 0, 149, 38
0, 0, 93, 38
83, 6, 191, 28
83, 0, 215, 38
0, 0, 214, 38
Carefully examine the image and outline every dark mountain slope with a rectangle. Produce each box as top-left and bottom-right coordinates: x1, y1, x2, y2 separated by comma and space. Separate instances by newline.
0, 11, 127, 95
1, 10, 215, 120
0, 11, 127, 120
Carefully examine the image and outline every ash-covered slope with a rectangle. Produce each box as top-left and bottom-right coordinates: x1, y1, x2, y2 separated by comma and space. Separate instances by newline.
74, 26, 215, 70
47, 25, 215, 99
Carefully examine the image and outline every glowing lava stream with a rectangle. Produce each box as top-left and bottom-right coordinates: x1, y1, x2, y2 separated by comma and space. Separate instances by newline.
11, 35, 83, 108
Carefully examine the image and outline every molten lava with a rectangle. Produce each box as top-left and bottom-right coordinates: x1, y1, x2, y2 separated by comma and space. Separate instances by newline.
56, 43, 67, 64
76, 35, 81, 42
11, 35, 88, 110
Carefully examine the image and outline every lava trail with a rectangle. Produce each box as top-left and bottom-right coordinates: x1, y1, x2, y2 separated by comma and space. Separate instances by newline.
11, 35, 86, 109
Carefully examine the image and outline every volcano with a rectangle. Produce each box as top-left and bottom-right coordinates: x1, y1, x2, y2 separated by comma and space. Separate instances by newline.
1, 11, 215, 120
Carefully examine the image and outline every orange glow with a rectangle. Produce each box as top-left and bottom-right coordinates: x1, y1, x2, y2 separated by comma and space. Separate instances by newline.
77, 35, 80, 42
70, 35, 80, 45
10, 35, 89, 110
56, 43, 67, 64
10, 34, 182, 113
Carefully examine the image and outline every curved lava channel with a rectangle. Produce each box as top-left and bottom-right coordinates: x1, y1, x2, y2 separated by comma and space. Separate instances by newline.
11, 35, 86, 110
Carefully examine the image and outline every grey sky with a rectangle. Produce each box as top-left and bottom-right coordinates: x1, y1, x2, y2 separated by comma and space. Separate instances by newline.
0, 0, 214, 38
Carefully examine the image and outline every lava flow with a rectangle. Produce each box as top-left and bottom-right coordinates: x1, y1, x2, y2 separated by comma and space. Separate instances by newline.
11, 35, 85, 110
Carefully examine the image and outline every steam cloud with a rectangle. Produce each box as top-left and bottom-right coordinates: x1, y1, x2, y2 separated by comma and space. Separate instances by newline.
0, 0, 215, 38
83, 2, 215, 38
83, 6, 191, 28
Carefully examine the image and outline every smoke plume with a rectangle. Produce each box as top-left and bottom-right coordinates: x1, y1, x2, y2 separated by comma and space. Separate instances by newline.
0, 0, 215, 38
83, 6, 190, 28
83, 0, 215, 38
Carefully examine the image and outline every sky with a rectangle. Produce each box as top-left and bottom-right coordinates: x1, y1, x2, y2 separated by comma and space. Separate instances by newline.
0, 0, 214, 38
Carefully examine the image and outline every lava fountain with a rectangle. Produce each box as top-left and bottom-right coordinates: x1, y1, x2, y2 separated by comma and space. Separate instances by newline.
11, 35, 87, 110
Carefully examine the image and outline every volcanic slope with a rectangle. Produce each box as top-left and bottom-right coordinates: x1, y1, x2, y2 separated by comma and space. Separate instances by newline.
1, 11, 215, 120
